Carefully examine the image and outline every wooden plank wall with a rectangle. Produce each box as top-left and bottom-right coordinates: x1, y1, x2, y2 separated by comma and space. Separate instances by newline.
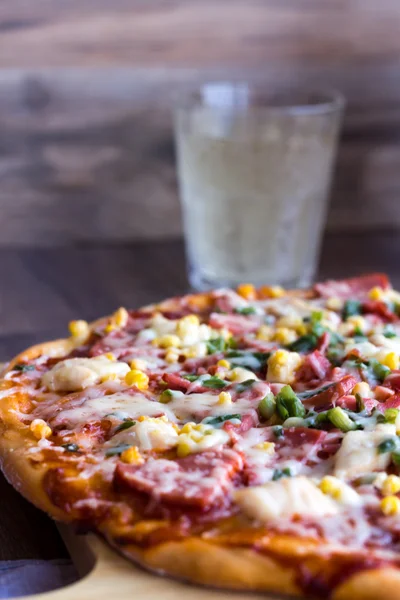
0, 0, 399, 245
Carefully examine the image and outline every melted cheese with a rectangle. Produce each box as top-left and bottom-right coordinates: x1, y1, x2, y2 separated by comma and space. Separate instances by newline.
41, 357, 129, 392
50, 392, 177, 427
168, 392, 257, 422
334, 424, 396, 479
106, 418, 178, 452
234, 476, 338, 522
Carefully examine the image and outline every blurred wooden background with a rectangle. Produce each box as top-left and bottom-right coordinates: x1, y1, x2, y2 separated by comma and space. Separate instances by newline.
0, 0, 399, 245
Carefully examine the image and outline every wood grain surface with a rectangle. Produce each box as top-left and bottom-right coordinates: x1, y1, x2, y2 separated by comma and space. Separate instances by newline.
0, 0, 399, 242
0, 233, 398, 562
0, 0, 398, 68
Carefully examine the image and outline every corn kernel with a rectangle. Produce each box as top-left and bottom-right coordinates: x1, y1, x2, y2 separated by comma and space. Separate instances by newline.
101, 373, 118, 382
69, 320, 89, 340
180, 422, 196, 434
274, 327, 297, 345
369, 286, 385, 301
125, 369, 149, 390
120, 446, 143, 465
258, 285, 285, 299
273, 349, 289, 365
155, 334, 181, 349
130, 358, 147, 370
381, 495, 400, 515
178, 314, 200, 327
254, 442, 275, 454
217, 359, 230, 369
352, 382, 373, 398
237, 283, 256, 300
30, 419, 52, 440
218, 391, 232, 405
187, 294, 211, 311
326, 297, 343, 311
113, 307, 129, 328
165, 349, 179, 363
105, 352, 116, 361
319, 476, 341, 499
176, 440, 192, 458
382, 352, 399, 371
256, 325, 274, 341
104, 323, 115, 334
276, 316, 302, 331
382, 475, 400, 497
347, 315, 366, 331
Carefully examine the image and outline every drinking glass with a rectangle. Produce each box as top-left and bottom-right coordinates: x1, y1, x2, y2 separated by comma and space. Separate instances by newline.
174, 82, 344, 291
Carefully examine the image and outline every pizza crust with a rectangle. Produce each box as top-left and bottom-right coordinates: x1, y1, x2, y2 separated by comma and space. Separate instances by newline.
105, 534, 400, 600
2, 295, 400, 600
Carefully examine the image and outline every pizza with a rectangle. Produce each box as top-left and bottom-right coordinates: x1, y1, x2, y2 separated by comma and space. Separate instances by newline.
2, 273, 400, 598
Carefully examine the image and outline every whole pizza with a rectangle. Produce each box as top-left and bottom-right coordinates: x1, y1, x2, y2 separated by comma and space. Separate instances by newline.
2, 273, 400, 599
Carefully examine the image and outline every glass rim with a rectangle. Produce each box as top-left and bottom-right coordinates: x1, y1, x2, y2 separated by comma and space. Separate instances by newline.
175, 82, 345, 116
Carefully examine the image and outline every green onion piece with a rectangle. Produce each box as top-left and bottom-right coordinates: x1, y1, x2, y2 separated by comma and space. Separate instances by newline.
182, 374, 198, 382
204, 414, 241, 425
392, 452, 400, 466
276, 385, 306, 420
236, 379, 255, 393
375, 411, 386, 424
369, 358, 391, 383
14, 363, 35, 372
272, 425, 284, 438
114, 419, 136, 433
383, 326, 397, 339
105, 444, 131, 457
61, 443, 80, 452
385, 408, 399, 424
235, 307, 256, 315
202, 376, 227, 389
355, 473, 377, 485
159, 389, 174, 404
206, 337, 226, 354
287, 335, 318, 353
298, 383, 334, 400
353, 326, 366, 340
355, 393, 365, 413
272, 467, 292, 481
327, 407, 357, 432
311, 311, 323, 324
315, 410, 330, 424
342, 300, 362, 320
378, 438, 397, 454
227, 350, 270, 371
258, 393, 276, 420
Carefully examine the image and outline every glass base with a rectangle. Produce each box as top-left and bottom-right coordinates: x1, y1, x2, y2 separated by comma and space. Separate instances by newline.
188, 268, 315, 292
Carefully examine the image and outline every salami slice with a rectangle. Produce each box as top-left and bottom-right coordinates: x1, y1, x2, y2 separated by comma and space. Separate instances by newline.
314, 273, 390, 300
114, 449, 243, 509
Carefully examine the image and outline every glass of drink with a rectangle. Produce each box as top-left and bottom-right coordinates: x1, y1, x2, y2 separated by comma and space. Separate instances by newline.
174, 83, 344, 291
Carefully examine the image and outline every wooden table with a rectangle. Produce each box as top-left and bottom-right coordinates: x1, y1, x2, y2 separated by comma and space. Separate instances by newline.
0, 232, 398, 562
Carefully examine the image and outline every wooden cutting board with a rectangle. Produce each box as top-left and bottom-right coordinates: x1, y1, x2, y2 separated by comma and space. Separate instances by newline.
20, 526, 283, 600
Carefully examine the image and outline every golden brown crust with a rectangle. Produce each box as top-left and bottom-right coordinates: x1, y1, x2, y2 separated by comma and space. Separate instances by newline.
333, 568, 400, 600
105, 534, 400, 600
2, 294, 400, 600
113, 537, 301, 594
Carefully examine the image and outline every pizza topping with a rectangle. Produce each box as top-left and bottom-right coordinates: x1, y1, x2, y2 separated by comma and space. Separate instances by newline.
105, 417, 179, 453
266, 350, 303, 384
333, 424, 396, 479
234, 476, 338, 523
114, 448, 243, 508
41, 356, 130, 392
314, 273, 390, 300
